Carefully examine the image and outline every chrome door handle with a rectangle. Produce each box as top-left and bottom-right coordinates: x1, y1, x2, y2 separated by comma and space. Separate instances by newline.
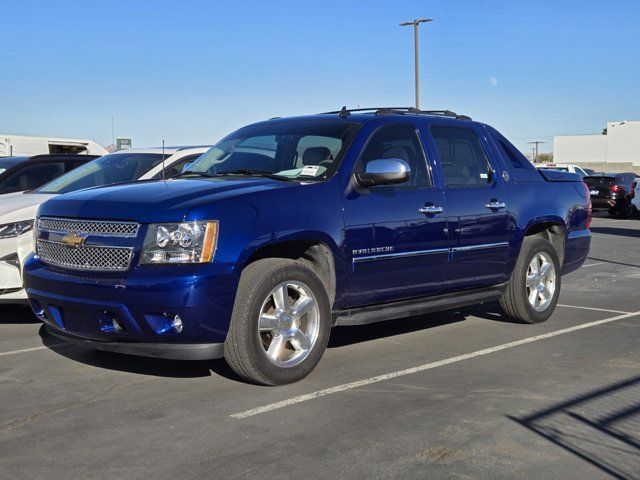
419, 206, 444, 215
485, 201, 506, 210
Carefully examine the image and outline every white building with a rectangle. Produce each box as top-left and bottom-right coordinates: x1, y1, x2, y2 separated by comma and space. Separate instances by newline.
0, 134, 107, 157
554, 121, 640, 168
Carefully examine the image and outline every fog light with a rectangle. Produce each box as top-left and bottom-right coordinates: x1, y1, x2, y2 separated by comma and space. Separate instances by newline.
171, 315, 184, 333
99, 311, 124, 333
30, 300, 46, 320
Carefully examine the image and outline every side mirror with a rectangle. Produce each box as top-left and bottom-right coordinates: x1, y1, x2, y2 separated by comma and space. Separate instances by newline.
355, 158, 411, 188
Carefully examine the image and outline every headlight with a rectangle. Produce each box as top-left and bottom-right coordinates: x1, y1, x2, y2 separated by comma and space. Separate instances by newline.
0, 220, 34, 239
140, 221, 218, 265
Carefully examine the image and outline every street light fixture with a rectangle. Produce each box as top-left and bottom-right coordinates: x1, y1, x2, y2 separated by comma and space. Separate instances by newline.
399, 18, 433, 109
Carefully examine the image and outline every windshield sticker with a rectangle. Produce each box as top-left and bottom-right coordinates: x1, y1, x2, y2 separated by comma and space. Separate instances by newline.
301, 165, 322, 177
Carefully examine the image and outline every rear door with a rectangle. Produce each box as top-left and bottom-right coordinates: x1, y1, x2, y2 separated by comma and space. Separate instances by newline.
429, 124, 510, 289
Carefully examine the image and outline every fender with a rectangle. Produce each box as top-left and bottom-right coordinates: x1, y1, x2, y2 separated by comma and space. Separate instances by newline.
235, 229, 348, 307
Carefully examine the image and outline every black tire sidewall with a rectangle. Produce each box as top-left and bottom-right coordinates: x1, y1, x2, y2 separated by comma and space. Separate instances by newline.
238, 261, 331, 385
515, 237, 561, 323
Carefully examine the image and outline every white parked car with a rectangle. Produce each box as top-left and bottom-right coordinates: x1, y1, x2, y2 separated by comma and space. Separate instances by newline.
0, 146, 208, 303
632, 177, 640, 215
535, 163, 589, 177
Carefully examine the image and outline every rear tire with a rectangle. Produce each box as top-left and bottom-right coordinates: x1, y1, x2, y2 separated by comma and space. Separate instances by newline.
618, 201, 631, 219
224, 258, 331, 385
499, 236, 561, 324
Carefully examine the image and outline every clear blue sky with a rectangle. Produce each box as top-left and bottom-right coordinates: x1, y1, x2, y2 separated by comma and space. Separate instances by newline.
1, 0, 638, 154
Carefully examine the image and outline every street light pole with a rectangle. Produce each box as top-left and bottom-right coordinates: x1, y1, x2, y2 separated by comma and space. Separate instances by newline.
527, 141, 547, 164
400, 18, 433, 109
111, 114, 115, 146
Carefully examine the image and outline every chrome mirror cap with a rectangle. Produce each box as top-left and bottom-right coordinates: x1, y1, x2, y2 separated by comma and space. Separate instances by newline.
355, 158, 411, 187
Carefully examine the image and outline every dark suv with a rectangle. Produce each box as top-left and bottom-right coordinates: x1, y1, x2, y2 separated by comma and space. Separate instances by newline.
584, 173, 637, 218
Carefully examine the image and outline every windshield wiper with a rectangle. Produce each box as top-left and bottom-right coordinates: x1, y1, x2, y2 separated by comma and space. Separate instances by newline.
215, 169, 292, 181
172, 171, 217, 179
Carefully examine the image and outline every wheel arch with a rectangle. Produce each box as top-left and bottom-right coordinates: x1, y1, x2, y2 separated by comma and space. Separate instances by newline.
239, 234, 342, 306
522, 218, 567, 264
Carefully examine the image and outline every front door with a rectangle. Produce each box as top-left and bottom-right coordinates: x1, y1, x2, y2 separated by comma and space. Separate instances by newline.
429, 125, 510, 289
343, 123, 450, 307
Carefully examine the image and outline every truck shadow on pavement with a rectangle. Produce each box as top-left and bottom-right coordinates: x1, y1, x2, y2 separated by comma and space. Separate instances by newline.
37, 325, 235, 380
510, 375, 640, 480
328, 309, 468, 348
34, 304, 508, 381
0, 305, 41, 324
589, 226, 640, 239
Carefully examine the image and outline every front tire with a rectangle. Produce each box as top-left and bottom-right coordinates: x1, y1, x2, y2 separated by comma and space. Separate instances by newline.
499, 236, 561, 324
224, 258, 331, 385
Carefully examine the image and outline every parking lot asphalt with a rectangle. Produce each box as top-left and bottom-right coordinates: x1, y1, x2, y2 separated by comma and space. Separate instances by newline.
1, 213, 639, 480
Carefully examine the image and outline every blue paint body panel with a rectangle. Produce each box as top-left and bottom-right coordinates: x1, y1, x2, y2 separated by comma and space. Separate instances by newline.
24, 112, 591, 354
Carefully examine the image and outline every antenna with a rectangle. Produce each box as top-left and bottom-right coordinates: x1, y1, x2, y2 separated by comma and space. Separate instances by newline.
162, 139, 166, 180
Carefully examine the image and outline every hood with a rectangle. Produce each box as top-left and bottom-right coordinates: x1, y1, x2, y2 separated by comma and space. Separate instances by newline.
37, 178, 294, 222
0, 192, 56, 223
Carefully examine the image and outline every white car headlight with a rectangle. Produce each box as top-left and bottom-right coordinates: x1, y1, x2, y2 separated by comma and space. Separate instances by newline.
140, 221, 218, 265
0, 220, 34, 239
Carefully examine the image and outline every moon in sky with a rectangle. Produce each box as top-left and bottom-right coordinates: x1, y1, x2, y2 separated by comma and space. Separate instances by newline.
489, 76, 498, 86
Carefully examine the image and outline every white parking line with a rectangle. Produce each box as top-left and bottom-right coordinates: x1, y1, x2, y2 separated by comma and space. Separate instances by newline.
230, 310, 640, 419
557, 304, 632, 314
0, 344, 68, 357
582, 262, 605, 268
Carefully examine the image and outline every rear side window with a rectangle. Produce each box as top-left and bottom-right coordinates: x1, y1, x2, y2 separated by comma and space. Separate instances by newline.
495, 137, 527, 170
431, 127, 491, 187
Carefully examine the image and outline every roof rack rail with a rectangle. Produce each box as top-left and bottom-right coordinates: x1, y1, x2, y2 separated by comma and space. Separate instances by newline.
321, 106, 472, 120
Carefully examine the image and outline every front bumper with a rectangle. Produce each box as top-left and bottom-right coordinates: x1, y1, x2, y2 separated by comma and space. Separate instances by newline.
0, 232, 33, 303
24, 255, 239, 359
46, 324, 224, 360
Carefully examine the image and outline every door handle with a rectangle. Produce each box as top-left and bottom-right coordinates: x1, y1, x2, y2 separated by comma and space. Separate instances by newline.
485, 201, 506, 210
419, 205, 444, 215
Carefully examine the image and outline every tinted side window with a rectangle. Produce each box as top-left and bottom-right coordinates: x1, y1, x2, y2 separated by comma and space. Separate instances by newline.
495, 136, 527, 170
0, 162, 65, 192
356, 125, 430, 187
155, 154, 203, 179
431, 127, 491, 187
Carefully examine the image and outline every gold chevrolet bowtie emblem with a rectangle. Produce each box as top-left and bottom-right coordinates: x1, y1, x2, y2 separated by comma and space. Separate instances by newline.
61, 232, 87, 248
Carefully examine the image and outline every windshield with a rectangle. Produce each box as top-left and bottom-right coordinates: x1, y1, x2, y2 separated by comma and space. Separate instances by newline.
186, 121, 359, 180
37, 153, 166, 194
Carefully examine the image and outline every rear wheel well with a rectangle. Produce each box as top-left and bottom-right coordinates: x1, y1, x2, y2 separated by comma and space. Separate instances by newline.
245, 241, 336, 305
524, 223, 565, 264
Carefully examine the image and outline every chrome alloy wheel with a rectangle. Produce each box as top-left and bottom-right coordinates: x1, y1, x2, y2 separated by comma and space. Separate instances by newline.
258, 281, 320, 367
526, 252, 556, 312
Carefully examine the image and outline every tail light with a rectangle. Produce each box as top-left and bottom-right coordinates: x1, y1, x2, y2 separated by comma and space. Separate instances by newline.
583, 182, 592, 229
610, 184, 622, 193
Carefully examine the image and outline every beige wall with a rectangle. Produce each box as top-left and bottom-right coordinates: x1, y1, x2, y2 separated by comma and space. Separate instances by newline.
554, 135, 606, 164
554, 121, 640, 167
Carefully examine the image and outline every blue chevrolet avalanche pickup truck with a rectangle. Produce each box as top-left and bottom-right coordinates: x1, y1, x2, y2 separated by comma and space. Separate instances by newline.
24, 107, 591, 385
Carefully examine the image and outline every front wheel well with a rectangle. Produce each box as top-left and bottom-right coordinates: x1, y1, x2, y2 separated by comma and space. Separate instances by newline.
524, 222, 565, 264
244, 241, 336, 305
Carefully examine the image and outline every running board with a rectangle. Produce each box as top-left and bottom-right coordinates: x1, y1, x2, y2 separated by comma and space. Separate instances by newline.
334, 284, 507, 326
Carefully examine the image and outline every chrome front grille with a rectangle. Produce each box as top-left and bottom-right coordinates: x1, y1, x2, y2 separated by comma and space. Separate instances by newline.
38, 217, 139, 237
37, 240, 133, 272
